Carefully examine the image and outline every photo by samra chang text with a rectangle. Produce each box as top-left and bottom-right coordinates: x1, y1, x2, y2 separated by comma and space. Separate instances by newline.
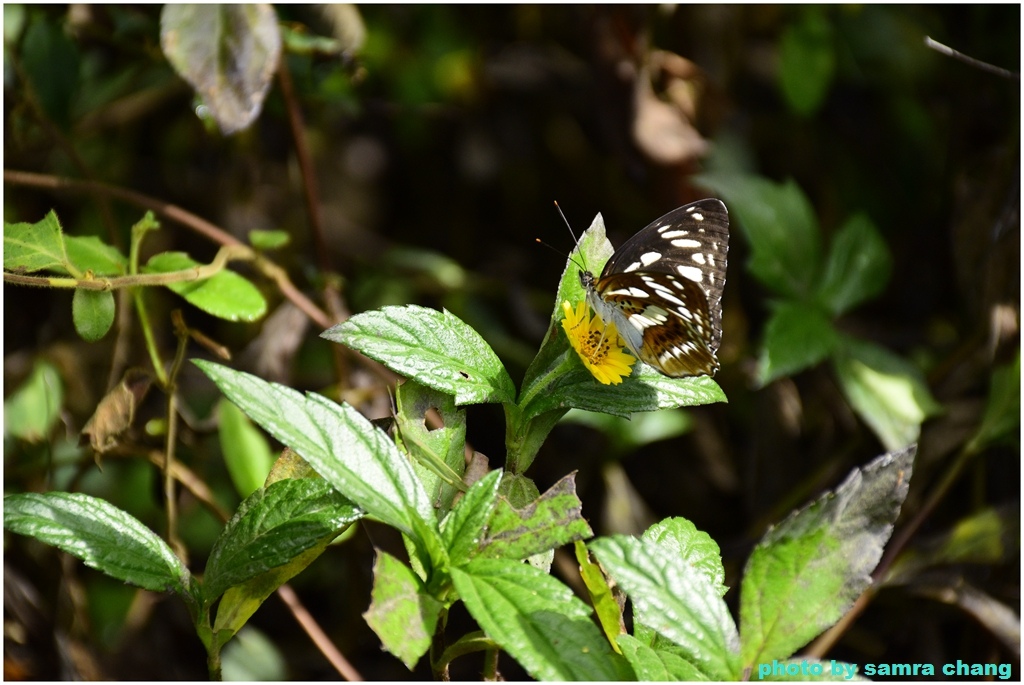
755, 658, 1013, 680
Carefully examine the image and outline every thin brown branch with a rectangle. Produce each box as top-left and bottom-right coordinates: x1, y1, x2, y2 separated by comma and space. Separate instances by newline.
4, 169, 334, 329
276, 57, 332, 276
276, 583, 363, 681
925, 36, 1020, 81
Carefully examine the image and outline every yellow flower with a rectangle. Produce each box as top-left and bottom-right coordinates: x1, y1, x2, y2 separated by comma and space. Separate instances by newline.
560, 300, 636, 385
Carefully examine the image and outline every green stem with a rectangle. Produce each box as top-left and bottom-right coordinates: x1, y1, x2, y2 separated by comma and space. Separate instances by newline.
207, 629, 223, 681
128, 214, 168, 386
4, 243, 254, 291
434, 631, 499, 677
133, 287, 166, 387
164, 312, 191, 562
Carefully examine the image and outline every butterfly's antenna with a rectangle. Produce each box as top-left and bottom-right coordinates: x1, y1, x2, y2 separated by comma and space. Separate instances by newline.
553, 200, 588, 272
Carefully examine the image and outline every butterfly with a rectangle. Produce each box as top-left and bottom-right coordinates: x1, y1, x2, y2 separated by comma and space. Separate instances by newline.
579, 198, 729, 378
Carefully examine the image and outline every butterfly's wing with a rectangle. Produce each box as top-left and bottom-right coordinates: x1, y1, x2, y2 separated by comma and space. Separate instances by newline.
594, 271, 720, 377
600, 198, 730, 354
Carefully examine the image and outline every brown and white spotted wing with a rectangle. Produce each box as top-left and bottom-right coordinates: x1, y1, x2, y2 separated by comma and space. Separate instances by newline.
582, 198, 730, 378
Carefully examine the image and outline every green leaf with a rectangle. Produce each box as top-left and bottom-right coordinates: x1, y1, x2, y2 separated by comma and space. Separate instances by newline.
642, 517, 728, 598
4, 360, 63, 442
443, 469, 503, 567
218, 398, 276, 498
758, 301, 839, 384
480, 473, 593, 562
194, 362, 442, 571
833, 338, 941, 450
322, 305, 516, 406
575, 540, 625, 653
395, 380, 467, 517
967, 351, 1020, 453
144, 252, 267, 322
617, 633, 707, 681
779, 8, 836, 116
739, 446, 915, 667
72, 288, 115, 342
64, 235, 128, 276
214, 536, 342, 639
522, 356, 726, 420
3, 492, 192, 596
452, 557, 630, 681
815, 213, 892, 316
160, 4, 281, 135
695, 174, 822, 299
590, 534, 741, 680
248, 229, 290, 251
204, 477, 360, 600
363, 550, 443, 670
4, 211, 70, 274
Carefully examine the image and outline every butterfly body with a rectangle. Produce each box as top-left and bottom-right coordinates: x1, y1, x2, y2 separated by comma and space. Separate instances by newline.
580, 198, 729, 378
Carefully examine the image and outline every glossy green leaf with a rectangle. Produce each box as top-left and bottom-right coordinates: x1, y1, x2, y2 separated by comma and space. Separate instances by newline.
218, 398, 276, 498
442, 469, 502, 567
758, 301, 839, 385
523, 358, 726, 420
204, 478, 361, 600
72, 288, 115, 342
160, 4, 281, 135
779, 9, 836, 116
194, 362, 443, 572
4, 492, 192, 596
642, 517, 728, 598
323, 305, 516, 406
739, 446, 915, 668
695, 174, 822, 299
816, 212, 892, 316
214, 537, 342, 639
452, 557, 630, 681
144, 251, 267, 322
617, 633, 707, 681
4, 360, 63, 442
833, 338, 941, 450
363, 550, 443, 670
590, 534, 741, 680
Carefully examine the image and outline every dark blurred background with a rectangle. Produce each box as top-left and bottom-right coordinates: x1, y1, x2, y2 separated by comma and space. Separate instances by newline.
4, 4, 1019, 680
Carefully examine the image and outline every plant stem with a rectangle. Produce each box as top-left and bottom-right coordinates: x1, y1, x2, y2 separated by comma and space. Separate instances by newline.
164, 311, 191, 562
4, 169, 334, 328
4, 243, 255, 290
